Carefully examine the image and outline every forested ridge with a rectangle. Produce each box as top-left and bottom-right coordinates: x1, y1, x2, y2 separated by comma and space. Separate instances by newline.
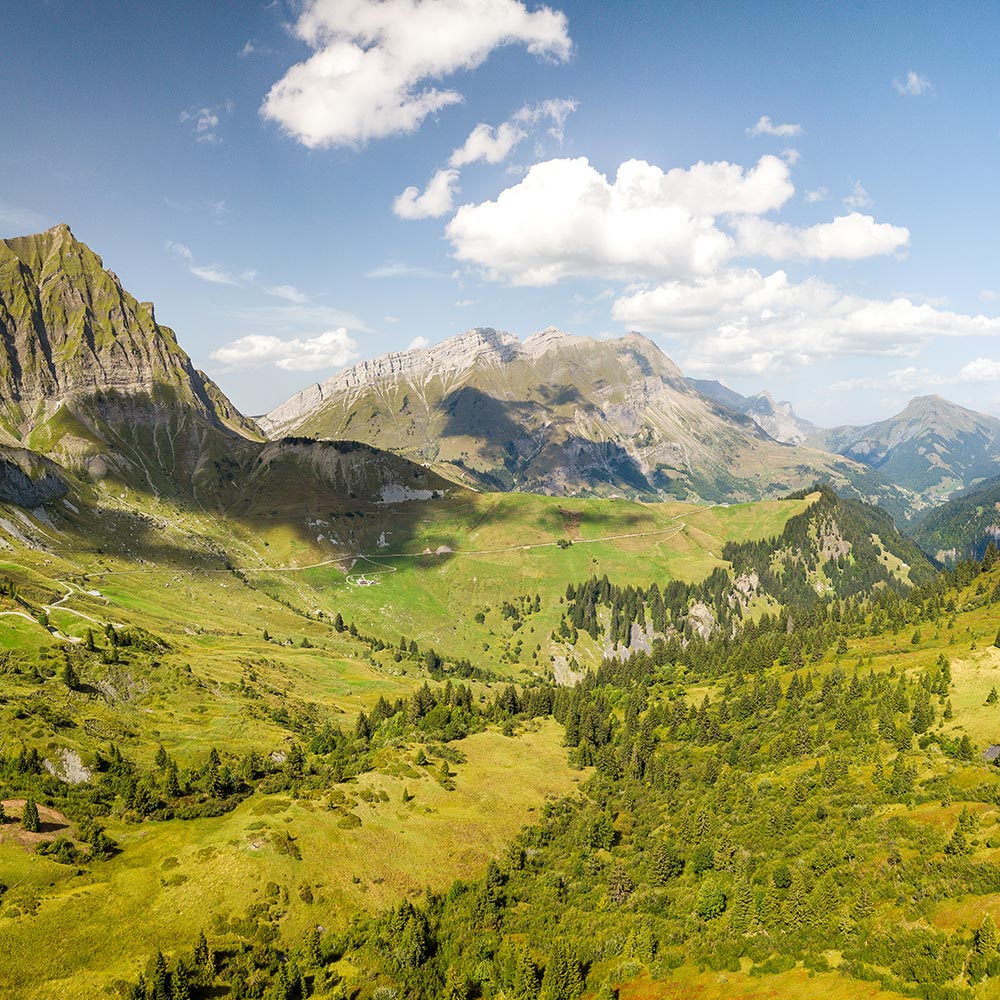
96, 511, 1000, 1000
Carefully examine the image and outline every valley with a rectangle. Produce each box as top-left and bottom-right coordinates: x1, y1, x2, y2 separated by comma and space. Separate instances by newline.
3, 225, 1000, 1000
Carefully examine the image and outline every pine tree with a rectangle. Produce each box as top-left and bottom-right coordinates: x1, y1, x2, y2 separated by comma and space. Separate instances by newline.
21, 798, 40, 833
442, 966, 467, 1000
976, 914, 999, 958
512, 946, 540, 1000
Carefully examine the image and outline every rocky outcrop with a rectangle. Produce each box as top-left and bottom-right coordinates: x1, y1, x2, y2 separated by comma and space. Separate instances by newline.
0, 448, 67, 507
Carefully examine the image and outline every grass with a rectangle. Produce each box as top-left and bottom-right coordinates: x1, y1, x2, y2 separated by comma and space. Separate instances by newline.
0, 721, 579, 1000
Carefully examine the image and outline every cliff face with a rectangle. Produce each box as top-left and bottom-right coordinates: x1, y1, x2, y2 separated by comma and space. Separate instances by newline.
0, 225, 263, 489
262, 326, 873, 503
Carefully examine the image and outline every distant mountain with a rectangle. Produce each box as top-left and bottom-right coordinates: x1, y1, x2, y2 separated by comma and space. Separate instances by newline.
262, 327, 880, 504
819, 395, 1000, 513
689, 379, 817, 445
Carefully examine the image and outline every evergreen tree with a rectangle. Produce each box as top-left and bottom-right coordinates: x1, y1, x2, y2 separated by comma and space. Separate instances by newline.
21, 798, 40, 833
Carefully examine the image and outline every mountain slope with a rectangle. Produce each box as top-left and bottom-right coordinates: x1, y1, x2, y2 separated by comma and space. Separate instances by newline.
818, 395, 1000, 509
0, 224, 262, 491
262, 326, 881, 504
910, 472, 1000, 563
689, 378, 818, 445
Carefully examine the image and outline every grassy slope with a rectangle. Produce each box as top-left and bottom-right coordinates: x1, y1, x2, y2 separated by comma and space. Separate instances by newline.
0, 722, 578, 1000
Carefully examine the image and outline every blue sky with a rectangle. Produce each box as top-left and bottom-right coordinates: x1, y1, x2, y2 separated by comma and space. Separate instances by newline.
2, 0, 999, 424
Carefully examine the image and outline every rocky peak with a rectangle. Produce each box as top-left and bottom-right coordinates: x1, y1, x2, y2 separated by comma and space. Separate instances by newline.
0, 224, 261, 445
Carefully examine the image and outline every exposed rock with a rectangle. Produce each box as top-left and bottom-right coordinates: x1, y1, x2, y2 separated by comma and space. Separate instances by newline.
262, 326, 873, 504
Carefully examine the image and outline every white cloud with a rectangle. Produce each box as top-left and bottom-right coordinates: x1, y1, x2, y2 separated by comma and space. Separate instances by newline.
384, 315, 400, 323
191, 265, 242, 286
450, 121, 528, 167
843, 180, 872, 210
446, 154, 795, 285
210, 329, 358, 371
513, 97, 578, 142
225, 302, 368, 333
893, 70, 932, 96
612, 267, 1000, 374
261, 0, 572, 149
804, 187, 830, 203
746, 115, 803, 138
734, 212, 909, 261
407, 336, 430, 350
166, 240, 245, 285
958, 358, 1000, 383
396, 97, 578, 221
981, 289, 999, 302
179, 101, 233, 144
266, 284, 309, 304
455, 298, 473, 307
781, 148, 800, 165
393, 168, 461, 219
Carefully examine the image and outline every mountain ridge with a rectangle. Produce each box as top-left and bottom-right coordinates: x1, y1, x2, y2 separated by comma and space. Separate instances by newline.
261, 325, 889, 505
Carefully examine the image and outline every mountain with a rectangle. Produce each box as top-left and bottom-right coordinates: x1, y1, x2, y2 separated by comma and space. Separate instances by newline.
690, 379, 817, 445
261, 326, 880, 504
819, 395, 1000, 512
910, 472, 1000, 563
0, 224, 263, 492
0, 226, 453, 569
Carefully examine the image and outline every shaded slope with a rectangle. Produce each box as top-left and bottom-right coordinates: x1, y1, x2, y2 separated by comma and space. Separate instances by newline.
818, 395, 1000, 508
263, 327, 880, 504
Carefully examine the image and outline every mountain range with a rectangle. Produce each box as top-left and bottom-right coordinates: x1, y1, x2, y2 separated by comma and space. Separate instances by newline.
260, 325, 902, 508
3, 224, 999, 560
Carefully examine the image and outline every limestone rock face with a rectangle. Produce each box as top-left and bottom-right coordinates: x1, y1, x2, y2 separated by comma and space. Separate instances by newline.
0, 225, 262, 488
262, 325, 870, 503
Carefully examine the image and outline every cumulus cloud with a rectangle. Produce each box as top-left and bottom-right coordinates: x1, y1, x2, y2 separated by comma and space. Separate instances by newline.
395, 98, 577, 220
746, 115, 803, 138
446, 154, 795, 284
450, 121, 528, 168
958, 358, 1000, 383
407, 335, 430, 350
981, 289, 999, 302
733, 212, 909, 261
804, 187, 830, 203
612, 267, 1000, 374
261, 0, 572, 149
179, 101, 233, 143
210, 329, 358, 371
393, 167, 461, 219
513, 96, 578, 142
893, 70, 932, 96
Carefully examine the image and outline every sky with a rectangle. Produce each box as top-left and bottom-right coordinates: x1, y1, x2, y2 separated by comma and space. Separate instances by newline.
2, 0, 999, 425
